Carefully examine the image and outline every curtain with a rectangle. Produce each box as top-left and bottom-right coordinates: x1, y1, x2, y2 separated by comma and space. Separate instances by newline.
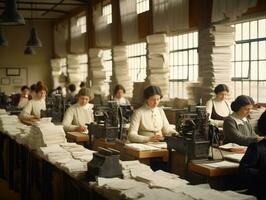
119, 0, 138, 44
93, 3, 112, 47
70, 17, 86, 53
212, 0, 257, 23
54, 20, 68, 57
152, 0, 189, 33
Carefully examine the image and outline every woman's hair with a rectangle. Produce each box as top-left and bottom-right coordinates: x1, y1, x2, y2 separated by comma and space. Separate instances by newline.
30, 84, 36, 92
35, 81, 48, 93
214, 84, 229, 94
68, 84, 76, 92
143, 86, 163, 100
79, 81, 85, 88
21, 85, 29, 91
258, 111, 266, 136
113, 84, 126, 96
231, 95, 254, 112
77, 88, 94, 100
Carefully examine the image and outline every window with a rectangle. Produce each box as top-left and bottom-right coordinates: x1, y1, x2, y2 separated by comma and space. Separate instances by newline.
61, 58, 67, 76
77, 15, 86, 34
102, 4, 112, 24
232, 18, 266, 102
127, 42, 147, 82
136, 0, 149, 14
103, 49, 113, 94
79, 54, 88, 82
168, 32, 198, 98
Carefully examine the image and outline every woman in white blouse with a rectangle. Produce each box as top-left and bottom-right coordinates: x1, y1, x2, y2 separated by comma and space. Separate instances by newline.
20, 81, 47, 121
128, 86, 177, 143
113, 84, 130, 106
62, 88, 94, 132
206, 84, 231, 127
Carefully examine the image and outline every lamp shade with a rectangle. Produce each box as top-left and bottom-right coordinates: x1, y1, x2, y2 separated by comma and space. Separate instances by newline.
0, 0, 25, 25
26, 27, 42, 47
0, 28, 8, 46
24, 46, 36, 55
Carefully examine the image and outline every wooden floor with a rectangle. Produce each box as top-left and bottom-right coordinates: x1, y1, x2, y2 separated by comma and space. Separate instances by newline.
0, 178, 20, 200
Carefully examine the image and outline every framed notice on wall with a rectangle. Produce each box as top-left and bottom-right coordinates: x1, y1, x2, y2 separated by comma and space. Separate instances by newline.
6, 68, 20, 76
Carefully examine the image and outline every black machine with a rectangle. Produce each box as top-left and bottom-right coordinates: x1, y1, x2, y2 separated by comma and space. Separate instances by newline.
41, 94, 65, 123
88, 101, 133, 142
87, 147, 122, 181
165, 106, 210, 169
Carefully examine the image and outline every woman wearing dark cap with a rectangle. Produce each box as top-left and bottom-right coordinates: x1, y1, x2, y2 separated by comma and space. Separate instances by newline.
239, 111, 266, 200
62, 88, 94, 133
206, 84, 231, 127
223, 95, 263, 146
113, 84, 130, 106
128, 86, 177, 143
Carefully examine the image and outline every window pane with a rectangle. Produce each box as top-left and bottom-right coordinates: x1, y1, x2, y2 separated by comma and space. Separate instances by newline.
136, 0, 150, 14
251, 42, 258, 60
258, 61, 266, 80
250, 61, 258, 80
242, 22, 249, 40
235, 44, 242, 61
258, 19, 266, 38
242, 43, 249, 60
258, 41, 266, 59
250, 21, 257, 39
235, 24, 242, 41
242, 61, 249, 78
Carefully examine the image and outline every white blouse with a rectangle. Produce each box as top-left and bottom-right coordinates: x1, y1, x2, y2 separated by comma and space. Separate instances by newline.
114, 97, 130, 106
62, 103, 94, 132
128, 104, 177, 143
20, 98, 46, 119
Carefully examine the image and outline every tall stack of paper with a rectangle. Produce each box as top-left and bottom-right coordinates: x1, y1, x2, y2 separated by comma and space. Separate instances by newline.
112, 45, 133, 97
67, 54, 82, 88
0, 115, 20, 136
146, 34, 170, 100
88, 48, 106, 95
50, 58, 66, 88
192, 25, 235, 104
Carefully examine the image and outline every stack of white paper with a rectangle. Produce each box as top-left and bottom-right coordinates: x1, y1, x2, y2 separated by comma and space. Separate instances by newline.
0, 115, 20, 136
112, 45, 133, 97
146, 34, 169, 100
124, 143, 161, 151
88, 48, 107, 95
188, 25, 235, 104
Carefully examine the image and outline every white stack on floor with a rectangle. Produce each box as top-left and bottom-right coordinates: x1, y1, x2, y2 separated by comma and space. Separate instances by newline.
67, 54, 82, 88
88, 48, 107, 95
189, 25, 235, 104
50, 58, 66, 88
112, 45, 133, 97
146, 34, 170, 100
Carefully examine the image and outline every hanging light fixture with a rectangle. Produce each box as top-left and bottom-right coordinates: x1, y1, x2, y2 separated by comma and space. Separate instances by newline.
0, 0, 25, 25
0, 27, 8, 46
24, 46, 35, 55
26, 3, 42, 47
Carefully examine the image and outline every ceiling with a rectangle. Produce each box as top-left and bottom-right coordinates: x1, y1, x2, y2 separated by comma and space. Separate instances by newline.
0, 0, 88, 21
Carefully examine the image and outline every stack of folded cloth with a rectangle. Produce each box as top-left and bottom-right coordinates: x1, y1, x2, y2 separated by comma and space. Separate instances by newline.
0, 114, 20, 136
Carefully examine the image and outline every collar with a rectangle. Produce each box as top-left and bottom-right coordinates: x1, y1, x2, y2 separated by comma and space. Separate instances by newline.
231, 113, 248, 125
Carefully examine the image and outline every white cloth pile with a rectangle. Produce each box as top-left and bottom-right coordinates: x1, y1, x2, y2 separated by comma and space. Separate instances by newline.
25, 119, 66, 149
91, 160, 254, 200
192, 25, 235, 104
88, 48, 106, 95
146, 34, 169, 100
0, 114, 21, 136
112, 45, 133, 97
50, 58, 66, 88
67, 54, 83, 87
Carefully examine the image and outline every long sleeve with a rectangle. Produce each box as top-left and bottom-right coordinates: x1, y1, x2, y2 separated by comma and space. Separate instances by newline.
206, 99, 224, 127
62, 107, 79, 131
223, 116, 257, 146
160, 108, 177, 136
128, 110, 150, 143
20, 100, 34, 119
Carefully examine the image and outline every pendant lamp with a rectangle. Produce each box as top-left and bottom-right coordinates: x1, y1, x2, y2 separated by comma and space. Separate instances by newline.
0, 0, 25, 25
26, 3, 42, 48
0, 28, 8, 46
24, 46, 35, 55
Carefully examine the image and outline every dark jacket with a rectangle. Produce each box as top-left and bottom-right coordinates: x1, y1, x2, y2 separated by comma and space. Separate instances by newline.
239, 139, 266, 200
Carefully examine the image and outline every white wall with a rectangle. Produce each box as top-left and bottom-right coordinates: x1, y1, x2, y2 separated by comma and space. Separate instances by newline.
0, 20, 53, 94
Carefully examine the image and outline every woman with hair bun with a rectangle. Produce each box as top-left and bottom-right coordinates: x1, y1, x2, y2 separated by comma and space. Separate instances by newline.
20, 81, 47, 121
128, 85, 177, 143
223, 95, 264, 146
206, 84, 231, 127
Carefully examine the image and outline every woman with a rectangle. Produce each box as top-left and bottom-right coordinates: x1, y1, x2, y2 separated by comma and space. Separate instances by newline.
223, 95, 263, 146
12, 85, 30, 109
113, 84, 130, 106
206, 84, 231, 127
128, 86, 177, 143
20, 81, 47, 121
239, 111, 266, 200
62, 88, 94, 132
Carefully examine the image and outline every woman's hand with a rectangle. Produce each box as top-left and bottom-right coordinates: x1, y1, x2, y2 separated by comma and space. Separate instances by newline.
149, 134, 164, 142
75, 126, 87, 132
